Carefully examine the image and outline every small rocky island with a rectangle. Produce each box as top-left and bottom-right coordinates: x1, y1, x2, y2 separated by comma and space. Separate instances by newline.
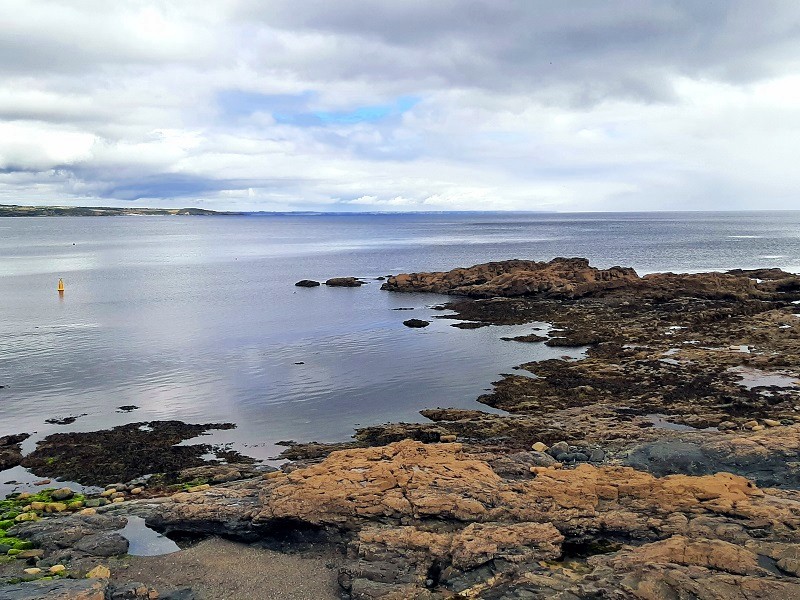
2, 258, 800, 599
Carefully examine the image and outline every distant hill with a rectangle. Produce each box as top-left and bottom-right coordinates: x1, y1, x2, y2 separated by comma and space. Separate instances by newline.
0, 204, 237, 217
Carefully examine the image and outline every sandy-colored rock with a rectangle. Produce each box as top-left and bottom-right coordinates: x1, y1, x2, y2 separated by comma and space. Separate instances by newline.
86, 564, 111, 579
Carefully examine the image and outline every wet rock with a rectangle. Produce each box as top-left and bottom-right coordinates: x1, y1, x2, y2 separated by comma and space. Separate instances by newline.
325, 277, 365, 287
501, 333, 548, 343
402, 319, 430, 328
0, 433, 29, 471
294, 279, 320, 287
20, 421, 250, 486
45, 414, 87, 425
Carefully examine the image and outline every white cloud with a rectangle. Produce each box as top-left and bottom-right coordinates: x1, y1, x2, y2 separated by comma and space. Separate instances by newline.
2, 1, 800, 211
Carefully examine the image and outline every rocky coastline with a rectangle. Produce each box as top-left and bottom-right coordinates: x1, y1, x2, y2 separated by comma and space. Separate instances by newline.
3, 258, 800, 599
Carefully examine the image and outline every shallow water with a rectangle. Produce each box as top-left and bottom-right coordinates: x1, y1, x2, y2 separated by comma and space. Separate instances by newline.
1, 211, 799, 464
115, 515, 180, 556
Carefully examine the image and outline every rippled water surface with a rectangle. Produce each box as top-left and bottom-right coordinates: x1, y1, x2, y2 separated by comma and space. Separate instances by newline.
1, 211, 799, 461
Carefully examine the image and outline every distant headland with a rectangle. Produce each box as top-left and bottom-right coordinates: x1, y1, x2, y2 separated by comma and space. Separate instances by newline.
0, 204, 236, 217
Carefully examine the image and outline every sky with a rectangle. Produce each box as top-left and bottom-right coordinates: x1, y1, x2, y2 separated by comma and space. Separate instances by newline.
2, 1, 800, 212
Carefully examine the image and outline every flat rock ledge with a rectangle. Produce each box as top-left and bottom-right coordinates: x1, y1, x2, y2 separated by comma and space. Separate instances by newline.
9, 439, 796, 599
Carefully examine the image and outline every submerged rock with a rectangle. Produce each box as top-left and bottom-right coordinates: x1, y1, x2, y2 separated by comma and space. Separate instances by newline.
294, 279, 320, 287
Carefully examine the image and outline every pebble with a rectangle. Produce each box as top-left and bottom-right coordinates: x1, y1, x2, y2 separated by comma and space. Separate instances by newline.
23, 567, 42, 575
79, 508, 98, 516
33, 480, 51, 486
751, 425, 765, 431
743, 420, 759, 430
531, 442, 548, 452
764, 419, 781, 427
100, 489, 115, 497
573, 452, 589, 462
15, 549, 44, 560
549, 441, 570, 456
589, 448, 605, 462
130, 487, 144, 495
49, 564, 66, 574
440, 434, 457, 443
112, 497, 125, 503
717, 420, 737, 431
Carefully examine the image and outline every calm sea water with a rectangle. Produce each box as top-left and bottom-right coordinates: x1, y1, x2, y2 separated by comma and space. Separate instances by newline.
1, 211, 799, 467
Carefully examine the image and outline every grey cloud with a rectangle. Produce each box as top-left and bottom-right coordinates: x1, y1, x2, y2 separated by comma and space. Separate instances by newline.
241, 0, 800, 103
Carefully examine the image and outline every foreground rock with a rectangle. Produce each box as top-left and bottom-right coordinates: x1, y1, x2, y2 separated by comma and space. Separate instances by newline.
126, 440, 800, 598
20, 422, 253, 487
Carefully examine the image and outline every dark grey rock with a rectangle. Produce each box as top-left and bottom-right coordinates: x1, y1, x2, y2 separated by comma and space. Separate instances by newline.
0, 578, 109, 600
490, 451, 556, 478
74, 532, 129, 557
325, 277, 364, 287
624, 441, 713, 477
295, 280, 320, 287
573, 452, 589, 462
403, 319, 430, 328
589, 448, 605, 462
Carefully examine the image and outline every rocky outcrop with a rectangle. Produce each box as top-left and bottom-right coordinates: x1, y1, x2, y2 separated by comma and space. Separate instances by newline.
294, 279, 321, 287
382, 258, 800, 302
381, 258, 638, 299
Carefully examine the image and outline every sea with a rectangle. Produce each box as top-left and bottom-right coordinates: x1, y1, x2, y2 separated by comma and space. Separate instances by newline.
1, 211, 799, 486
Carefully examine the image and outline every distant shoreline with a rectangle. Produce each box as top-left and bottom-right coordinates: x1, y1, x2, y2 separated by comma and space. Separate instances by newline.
0, 204, 236, 217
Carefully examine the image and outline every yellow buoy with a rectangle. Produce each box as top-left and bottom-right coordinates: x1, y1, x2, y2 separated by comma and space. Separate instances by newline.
57, 278, 65, 292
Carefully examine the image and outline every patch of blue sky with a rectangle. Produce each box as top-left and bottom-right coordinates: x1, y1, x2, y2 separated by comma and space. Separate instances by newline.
274, 95, 420, 127
216, 90, 316, 121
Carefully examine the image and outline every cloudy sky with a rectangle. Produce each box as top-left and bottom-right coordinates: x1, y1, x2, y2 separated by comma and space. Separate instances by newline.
2, 1, 800, 212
